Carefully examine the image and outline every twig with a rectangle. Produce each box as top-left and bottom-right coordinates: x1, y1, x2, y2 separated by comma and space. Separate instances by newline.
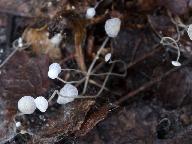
126, 44, 161, 69
87, 34, 94, 58
89, 79, 121, 96
82, 37, 109, 94
115, 57, 192, 105
130, 38, 141, 62
74, 32, 87, 72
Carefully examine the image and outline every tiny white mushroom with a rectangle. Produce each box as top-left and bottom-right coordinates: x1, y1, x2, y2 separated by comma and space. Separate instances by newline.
18, 37, 23, 48
16, 122, 21, 128
18, 96, 36, 114
57, 84, 78, 104
171, 61, 181, 67
86, 7, 96, 19
48, 63, 61, 79
50, 33, 62, 47
105, 18, 121, 38
105, 53, 112, 62
34, 96, 48, 112
187, 24, 192, 40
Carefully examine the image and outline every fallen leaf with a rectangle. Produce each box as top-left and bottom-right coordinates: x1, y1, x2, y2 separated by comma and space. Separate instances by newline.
0, 51, 50, 142
23, 26, 62, 60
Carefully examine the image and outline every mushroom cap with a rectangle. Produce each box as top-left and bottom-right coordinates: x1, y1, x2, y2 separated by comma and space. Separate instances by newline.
48, 63, 61, 79
105, 18, 121, 38
86, 7, 96, 19
34, 96, 48, 112
57, 84, 78, 104
187, 24, 192, 40
48, 69, 60, 79
105, 53, 112, 62
16, 122, 21, 127
18, 96, 36, 114
171, 61, 181, 67
50, 33, 62, 46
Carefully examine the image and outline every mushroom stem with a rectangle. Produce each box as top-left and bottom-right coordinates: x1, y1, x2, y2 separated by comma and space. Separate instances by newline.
82, 36, 109, 94
56, 76, 86, 84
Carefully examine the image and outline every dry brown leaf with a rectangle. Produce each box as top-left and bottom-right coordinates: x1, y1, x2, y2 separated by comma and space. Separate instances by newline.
0, 50, 97, 143
0, 51, 51, 142
30, 100, 95, 143
76, 105, 109, 137
23, 26, 62, 60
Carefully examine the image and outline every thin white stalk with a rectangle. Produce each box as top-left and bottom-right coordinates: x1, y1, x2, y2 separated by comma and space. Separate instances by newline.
91, 60, 127, 77
56, 77, 86, 84
95, 63, 115, 97
89, 79, 121, 96
0, 48, 18, 68
160, 37, 180, 62
82, 37, 109, 94
61, 68, 87, 75
0, 38, 30, 69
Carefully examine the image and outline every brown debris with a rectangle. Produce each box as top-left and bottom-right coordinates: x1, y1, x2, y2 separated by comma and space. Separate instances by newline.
22, 26, 62, 60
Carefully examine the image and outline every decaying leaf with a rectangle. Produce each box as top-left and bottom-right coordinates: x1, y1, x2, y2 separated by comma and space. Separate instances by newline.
156, 67, 192, 109
30, 100, 95, 143
0, 51, 50, 142
76, 105, 109, 136
22, 26, 62, 60
48, 10, 87, 71
0, 50, 97, 143
157, 0, 188, 15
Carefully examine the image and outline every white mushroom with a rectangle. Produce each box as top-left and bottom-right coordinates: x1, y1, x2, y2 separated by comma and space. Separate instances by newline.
105, 18, 121, 38
50, 33, 62, 47
18, 96, 36, 114
16, 122, 21, 128
187, 24, 192, 40
57, 84, 78, 104
171, 61, 181, 67
105, 53, 112, 62
86, 7, 96, 19
48, 63, 61, 79
18, 37, 23, 48
34, 96, 48, 112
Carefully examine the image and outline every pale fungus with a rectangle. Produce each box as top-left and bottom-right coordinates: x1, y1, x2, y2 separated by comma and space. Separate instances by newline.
48, 63, 61, 79
57, 84, 79, 104
34, 96, 48, 112
104, 18, 121, 38
18, 96, 36, 114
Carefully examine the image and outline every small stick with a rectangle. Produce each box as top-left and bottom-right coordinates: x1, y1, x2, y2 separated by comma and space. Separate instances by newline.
91, 60, 127, 77
74, 33, 87, 72
114, 57, 192, 105
56, 77, 86, 84
82, 37, 109, 94
89, 79, 121, 96
126, 44, 161, 69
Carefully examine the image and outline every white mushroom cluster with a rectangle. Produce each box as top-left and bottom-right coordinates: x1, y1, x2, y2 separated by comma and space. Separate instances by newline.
48, 63, 61, 79
17, 17, 123, 116
105, 18, 121, 38
17, 83, 79, 114
18, 96, 48, 114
